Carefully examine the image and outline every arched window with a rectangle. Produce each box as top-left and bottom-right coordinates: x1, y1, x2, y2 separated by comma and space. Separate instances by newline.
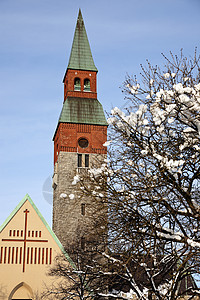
8, 282, 33, 300
84, 79, 90, 91
74, 78, 81, 91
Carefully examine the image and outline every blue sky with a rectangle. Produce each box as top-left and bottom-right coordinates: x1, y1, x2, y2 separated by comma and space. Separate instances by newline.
0, 0, 200, 227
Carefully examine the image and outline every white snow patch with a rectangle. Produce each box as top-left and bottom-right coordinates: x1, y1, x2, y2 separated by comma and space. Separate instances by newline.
187, 239, 200, 248
103, 140, 112, 147
72, 175, 80, 185
163, 73, 170, 79
60, 193, 67, 198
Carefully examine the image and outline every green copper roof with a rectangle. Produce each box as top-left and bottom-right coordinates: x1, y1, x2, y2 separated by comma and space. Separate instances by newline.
67, 9, 98, 72
58, 97, 107, 125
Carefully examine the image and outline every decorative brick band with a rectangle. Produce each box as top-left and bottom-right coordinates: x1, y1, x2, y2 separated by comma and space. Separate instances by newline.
91, 148, 107, 154
60, 146, 77, 152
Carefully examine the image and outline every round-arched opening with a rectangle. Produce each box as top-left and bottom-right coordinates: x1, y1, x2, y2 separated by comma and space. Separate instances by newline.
78, 138, 89, 148
74, 77, 81, 91
84, 78, 90, 91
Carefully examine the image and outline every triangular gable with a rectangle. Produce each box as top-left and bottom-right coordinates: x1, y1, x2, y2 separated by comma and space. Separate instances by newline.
0, 194, 76, 298
0, 194, 74, 269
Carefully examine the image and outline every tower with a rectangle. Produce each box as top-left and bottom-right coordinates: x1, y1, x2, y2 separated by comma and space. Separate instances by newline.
52, 10, 107, 250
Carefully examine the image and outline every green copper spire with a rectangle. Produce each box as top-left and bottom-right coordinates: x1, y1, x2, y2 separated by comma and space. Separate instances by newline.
67, 9, 98, 72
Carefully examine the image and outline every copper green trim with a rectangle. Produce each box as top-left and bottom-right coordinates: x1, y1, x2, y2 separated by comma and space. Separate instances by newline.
0, 194, 74, 267
59, 97, 107, 125
67, 9, 98, 72
53, 97, 107, 140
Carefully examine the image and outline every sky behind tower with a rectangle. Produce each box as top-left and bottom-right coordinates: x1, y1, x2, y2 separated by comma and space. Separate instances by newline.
0, 0, 200, 226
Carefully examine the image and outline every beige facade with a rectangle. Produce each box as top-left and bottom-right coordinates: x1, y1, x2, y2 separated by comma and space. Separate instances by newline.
0, 194, 70, 300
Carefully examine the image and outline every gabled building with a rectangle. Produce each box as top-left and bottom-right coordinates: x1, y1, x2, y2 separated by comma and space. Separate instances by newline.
0, 9, 107, 300
0, 194, 71, 299
0, 9, 199, 300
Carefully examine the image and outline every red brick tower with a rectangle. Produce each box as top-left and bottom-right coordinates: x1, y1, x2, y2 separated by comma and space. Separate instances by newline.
52, 9, 107, 249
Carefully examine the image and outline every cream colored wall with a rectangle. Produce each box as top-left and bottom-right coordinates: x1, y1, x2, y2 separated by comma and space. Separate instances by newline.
0, 200, 69, 300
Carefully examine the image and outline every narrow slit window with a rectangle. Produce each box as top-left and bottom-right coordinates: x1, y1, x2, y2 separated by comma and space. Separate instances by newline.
74, 78, 81, 91
81, 237, 85, 250
85, 154, 89, 167
81, 203, 85, 216
78, 154, 82, 167
84, 79, 90, 91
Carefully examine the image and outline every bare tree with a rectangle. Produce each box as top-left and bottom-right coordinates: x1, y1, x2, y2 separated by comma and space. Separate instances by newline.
46, 51, 200, 299
44, 241, 109, 300
76, 50, 200, 299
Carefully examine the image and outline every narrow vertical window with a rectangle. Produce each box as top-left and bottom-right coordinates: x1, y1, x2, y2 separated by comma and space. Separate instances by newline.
27, 247, 30, 264
15, 247, 18, 264
0, 247, 3, 264
81, 203, 85, 216
34, 248, 37, 264
85, 154, 89, 167
84, 79, 90, 91
46, 248, 48, 264
11, 247, 14, 264
8, 247, 11, 264
19, 247, 22, 264
74, 78, 81, 91
38, 248, 41, 264
81, 237, 85, 250
78, 154, 82, 167
30, 248, 33, 264
4, 247, 7, 264
49, 248, 52, 265
42, 248, 45, 264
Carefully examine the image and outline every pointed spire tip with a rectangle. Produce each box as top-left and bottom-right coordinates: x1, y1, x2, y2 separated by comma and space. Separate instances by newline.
67, 9, 98, 72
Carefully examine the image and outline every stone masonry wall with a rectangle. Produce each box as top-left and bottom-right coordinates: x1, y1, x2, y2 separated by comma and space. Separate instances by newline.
53, 151, 107, 250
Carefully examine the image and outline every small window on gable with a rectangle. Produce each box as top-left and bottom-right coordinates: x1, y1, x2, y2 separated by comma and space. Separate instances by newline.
84, 79, 90, 91
74, 78, 81, 91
